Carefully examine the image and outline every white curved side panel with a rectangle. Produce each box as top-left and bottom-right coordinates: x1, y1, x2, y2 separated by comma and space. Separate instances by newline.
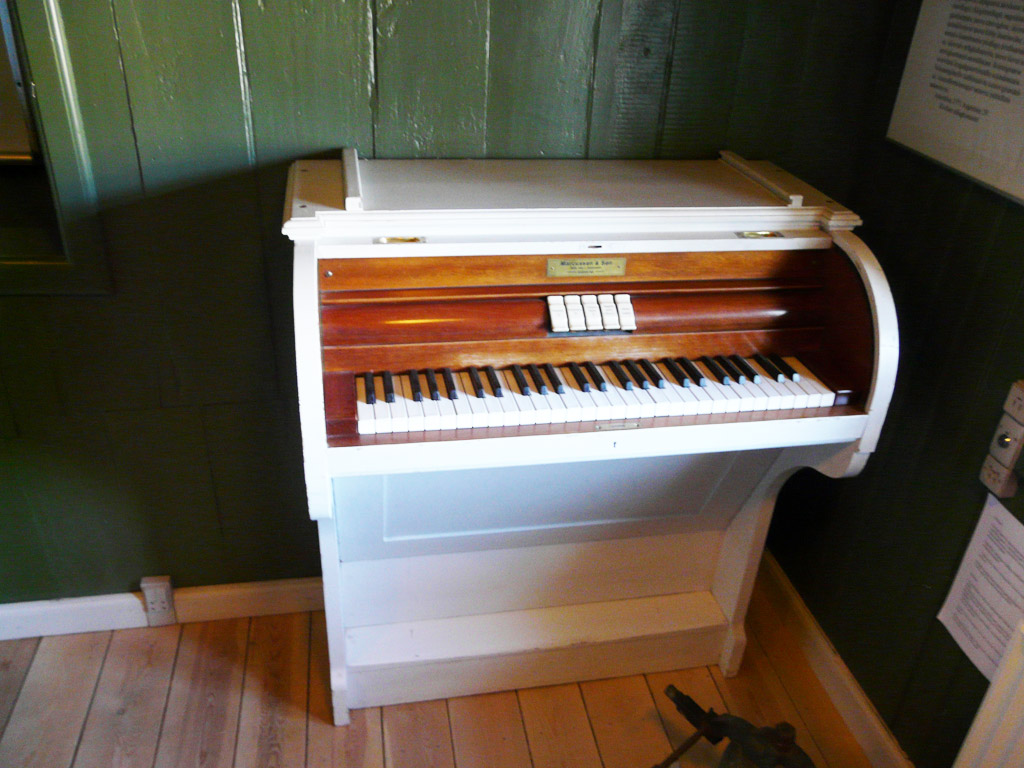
293, 241, 332, 519
832, 229, 899, 455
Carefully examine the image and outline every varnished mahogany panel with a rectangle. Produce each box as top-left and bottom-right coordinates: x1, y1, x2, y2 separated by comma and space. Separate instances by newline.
319, 289, 823, 347
318, 250, 828, 292
321, 327, 824, 373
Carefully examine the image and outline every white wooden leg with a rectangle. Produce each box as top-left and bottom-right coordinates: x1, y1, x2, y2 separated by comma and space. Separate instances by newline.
316, 517, 350, 726
719, 622, 747, 676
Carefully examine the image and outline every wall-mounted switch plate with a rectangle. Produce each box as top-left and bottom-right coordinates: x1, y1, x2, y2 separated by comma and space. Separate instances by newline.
981, 454, 1018, 498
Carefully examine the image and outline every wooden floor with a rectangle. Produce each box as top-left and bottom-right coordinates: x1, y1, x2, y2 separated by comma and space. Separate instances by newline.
0, 576, 872, 768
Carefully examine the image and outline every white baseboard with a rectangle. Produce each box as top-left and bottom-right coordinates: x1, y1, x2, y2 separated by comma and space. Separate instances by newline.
0, 577, 324, 641
760, 554, 915, 768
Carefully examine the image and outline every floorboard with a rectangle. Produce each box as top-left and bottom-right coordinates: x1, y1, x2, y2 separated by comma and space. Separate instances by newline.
0, 632, 110, 768
0, 578, 875, 768
152, 618, 249, 768
0, 637, 39, 733
72, 625, 179, 768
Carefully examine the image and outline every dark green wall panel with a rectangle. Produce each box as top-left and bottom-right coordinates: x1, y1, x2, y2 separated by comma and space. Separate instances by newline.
589, 0, 679, 158
374, 0, 489, 157
486, 0, 599, 158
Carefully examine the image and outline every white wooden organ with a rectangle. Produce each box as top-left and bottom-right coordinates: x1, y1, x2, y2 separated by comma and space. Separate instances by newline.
284, 150, 898, 725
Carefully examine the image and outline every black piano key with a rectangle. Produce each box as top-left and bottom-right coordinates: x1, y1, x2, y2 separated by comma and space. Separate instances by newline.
381, 371, 396, 403
608, 360, 633, 390
423, 368, 441, 400
440, 367, 459, 399
527, 363, 548, 395
753, 353, 784, 382
510, 364, 531, 395
768, 353, 800, 381
623, 359, 650, 389
730, 355, 761, 384
467, 366, 485, 398
700, 355, 730, 385
568, 362, 591, 392
715, 355, 745, 384
362, 372, 376, 404
677, 357, 708, 387
583, 361, 608, 391
640, 359, 666, 388
542, 363, 565, 394
407, 370, 423, 402
663, 359, 692, 387
483, 365, 504, 397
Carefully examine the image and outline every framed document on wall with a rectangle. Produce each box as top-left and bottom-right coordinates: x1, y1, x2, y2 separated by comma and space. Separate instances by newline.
888, 0, 1024, 204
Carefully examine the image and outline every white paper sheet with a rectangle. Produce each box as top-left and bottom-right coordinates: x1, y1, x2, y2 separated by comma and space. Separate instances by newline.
887, 0, 1024, 204
939, 494, 1024, 679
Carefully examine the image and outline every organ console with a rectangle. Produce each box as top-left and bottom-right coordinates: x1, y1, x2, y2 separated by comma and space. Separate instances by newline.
285, 150, 898, 725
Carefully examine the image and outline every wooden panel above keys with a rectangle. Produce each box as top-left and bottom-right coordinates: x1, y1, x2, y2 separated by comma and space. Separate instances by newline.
318, 249, 828, 293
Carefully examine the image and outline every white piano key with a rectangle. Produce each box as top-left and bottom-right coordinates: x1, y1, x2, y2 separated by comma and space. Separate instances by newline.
502, 369, 538, 425
597, 377, 629, 420
748, 359, 798, 410
654, 362, 701, 416
632, 383, 658, 418
372, 375, 393, 433
385, 374, 409, 433
560, 365, 598, 422
547, 367, 583, 422
693, 361, 740, 413
735, 378, 771, 412
355, 375, 376, 435
728, 379, 764, 412
488, 371, 522, 426
458, 372, 490, 428
599, 364, 643, 419
786, 358, 836, 407
644, 378, 676, 416
446, 374, 475, 429
434, 376, 459, 430
475, 372, 507, 426
398, 374, 425, 432
420, 384, 442, 430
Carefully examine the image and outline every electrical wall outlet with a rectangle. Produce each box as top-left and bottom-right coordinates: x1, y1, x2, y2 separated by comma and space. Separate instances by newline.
140, 575, 177, 626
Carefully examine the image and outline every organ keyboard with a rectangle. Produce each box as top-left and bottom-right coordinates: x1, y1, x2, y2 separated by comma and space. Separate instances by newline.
285, 150, 898, 725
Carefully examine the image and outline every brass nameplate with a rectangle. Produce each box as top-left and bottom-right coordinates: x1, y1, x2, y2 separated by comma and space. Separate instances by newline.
547, 257, 626, 277
595, 421, 641, 431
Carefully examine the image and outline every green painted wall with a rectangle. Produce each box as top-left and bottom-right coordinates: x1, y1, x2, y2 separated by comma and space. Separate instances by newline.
3, 0, 1016, 764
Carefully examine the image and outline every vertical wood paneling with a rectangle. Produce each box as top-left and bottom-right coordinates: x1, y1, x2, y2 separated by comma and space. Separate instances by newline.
111, 0, 253, 191
660, 3, 748, 158
589, 0, 679, 158
57, 0, 143, 203
374, 0, 490, 157
724, 0, 816, 162
0, 632, 110, 768
485, 0, 600, 158
72, 625, 180, 768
